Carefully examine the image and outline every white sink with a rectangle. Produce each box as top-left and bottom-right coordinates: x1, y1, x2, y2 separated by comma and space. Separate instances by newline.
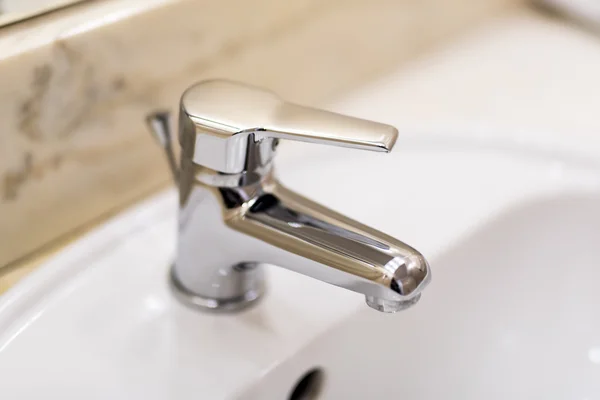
1, 136, 599, 399
3, 12, 600, 398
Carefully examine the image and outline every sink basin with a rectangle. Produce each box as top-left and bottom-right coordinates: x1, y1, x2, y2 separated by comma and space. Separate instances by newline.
244, 194, 600, 399
1, 134, 599, 399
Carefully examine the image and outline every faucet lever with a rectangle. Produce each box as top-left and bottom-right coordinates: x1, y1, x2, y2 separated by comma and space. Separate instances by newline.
247, 101, 398, 152
145, 110, 180, 184
180, 80, 398, 174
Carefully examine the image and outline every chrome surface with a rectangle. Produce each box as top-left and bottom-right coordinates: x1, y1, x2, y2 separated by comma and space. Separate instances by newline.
169, 263, 264, 312
180, 79, 397, 174
146, 111, 180, 184
161, 79, 431, 313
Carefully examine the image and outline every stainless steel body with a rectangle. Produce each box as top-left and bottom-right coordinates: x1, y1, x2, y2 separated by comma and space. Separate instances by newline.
149, 79, 431, 313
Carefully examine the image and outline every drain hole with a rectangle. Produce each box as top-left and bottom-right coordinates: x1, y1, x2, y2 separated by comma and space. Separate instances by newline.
288, 368, 324, 400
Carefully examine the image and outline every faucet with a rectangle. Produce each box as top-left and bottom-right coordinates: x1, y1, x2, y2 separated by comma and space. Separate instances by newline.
146, 79, 431, 313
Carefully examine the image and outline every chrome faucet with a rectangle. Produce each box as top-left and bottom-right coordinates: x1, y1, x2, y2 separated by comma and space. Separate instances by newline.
147, 79, 430, 313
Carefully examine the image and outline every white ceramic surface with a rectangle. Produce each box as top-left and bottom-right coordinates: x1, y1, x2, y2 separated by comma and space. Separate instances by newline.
3, 13, 600, 398
1, 138, 599, 399
244, 193, 600, 399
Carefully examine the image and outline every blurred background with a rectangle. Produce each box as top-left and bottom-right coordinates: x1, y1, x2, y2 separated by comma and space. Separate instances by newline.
0, 0, 85, 25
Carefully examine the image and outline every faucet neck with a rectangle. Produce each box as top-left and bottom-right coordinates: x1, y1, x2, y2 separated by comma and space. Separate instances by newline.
186, 154, 275, 190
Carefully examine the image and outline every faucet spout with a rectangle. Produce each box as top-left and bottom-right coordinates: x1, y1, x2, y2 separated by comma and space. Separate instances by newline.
231, 176, 430, 312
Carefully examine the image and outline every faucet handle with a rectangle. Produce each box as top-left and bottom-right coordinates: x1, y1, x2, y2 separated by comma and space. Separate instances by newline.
258, 100, 398, 152
145, 110, 180, 184
179, 79, 398, 174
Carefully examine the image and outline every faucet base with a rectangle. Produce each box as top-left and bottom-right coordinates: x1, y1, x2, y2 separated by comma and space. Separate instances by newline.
169, 264, 265, 312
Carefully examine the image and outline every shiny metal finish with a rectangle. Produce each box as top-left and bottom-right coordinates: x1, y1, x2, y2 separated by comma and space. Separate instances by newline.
180, 79, 397, 174
146, 111, 180, 184
162, 79, 430, 313
169, 262, 264, 312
